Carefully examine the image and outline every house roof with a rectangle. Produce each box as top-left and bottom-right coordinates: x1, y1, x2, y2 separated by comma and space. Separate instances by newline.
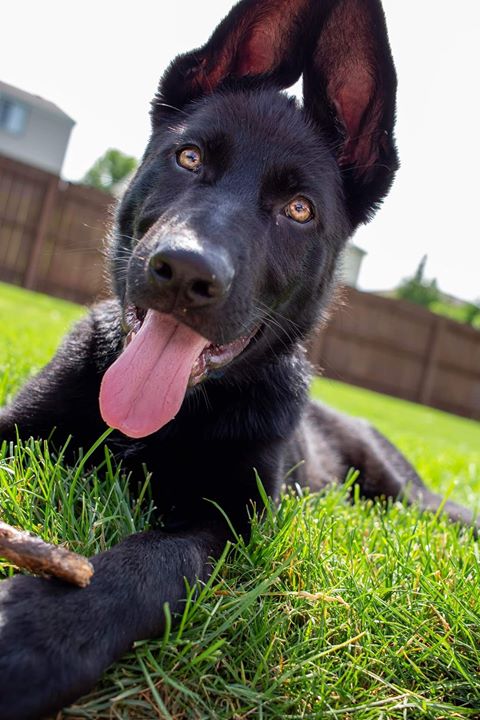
0, 79, 75, 125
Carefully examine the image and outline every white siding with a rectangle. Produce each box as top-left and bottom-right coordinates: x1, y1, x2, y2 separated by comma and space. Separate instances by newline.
340, 243, 366, 287
0, 100, 74, 175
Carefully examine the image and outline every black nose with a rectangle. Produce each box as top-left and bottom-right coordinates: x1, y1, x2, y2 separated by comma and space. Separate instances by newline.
149, 246, 234, 308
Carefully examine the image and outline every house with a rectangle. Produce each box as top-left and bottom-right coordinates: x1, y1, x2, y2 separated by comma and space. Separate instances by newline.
342, 242, 366, 287
0, 80, 74, 176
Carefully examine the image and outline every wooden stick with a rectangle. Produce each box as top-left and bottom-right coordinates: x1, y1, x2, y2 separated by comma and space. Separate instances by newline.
0, 520, 94, 588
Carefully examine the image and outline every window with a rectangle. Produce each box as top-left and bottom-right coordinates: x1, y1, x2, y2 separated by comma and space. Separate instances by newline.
0, 95, 28, 135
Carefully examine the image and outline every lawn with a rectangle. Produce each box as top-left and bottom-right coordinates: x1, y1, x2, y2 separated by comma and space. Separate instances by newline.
1, 282, 480, 719
0, 282, 85, 406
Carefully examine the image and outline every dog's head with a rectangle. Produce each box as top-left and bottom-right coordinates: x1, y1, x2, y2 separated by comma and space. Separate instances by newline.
101, 0, 398, 438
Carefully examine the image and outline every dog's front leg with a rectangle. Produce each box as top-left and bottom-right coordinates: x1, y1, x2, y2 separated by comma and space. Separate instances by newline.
0, 526, 226, 720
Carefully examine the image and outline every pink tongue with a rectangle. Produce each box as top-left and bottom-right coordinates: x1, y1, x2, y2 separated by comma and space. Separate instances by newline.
99, 310, 209, 438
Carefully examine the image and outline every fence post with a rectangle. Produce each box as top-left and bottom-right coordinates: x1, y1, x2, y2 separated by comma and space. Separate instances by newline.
23, 175, 58, 291
418, 315, 444, 405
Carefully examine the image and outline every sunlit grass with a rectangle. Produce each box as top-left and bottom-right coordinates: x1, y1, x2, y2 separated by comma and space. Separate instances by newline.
1, 283, 480, 719
0, 282, 85, 405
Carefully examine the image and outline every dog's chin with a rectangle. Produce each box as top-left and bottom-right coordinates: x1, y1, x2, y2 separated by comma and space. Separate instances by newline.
123, 304, 260, 386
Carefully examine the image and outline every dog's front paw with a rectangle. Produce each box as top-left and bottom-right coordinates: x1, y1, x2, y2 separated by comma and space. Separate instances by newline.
0, 573, 114, 720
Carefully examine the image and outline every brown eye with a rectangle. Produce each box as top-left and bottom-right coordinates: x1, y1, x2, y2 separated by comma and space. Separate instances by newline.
177, 146, 202, 171
284, 196, 314, 224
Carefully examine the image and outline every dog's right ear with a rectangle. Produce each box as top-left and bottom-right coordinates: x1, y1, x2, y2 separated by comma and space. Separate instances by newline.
303, 0, 398, 227
152, 0, 310, 123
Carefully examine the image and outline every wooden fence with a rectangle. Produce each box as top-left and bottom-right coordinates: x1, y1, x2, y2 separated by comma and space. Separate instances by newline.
308, 288, 480, 421
1, 154, 479, 421
0, 154, 113, 303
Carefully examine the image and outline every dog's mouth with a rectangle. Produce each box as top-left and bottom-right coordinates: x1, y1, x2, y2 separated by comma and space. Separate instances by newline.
188, 331, 257, 386
123, 305, 258, 387
99, 306, 258, 439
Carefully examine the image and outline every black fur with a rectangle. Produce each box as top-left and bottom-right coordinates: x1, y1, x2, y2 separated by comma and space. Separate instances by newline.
0, 1, 476, 718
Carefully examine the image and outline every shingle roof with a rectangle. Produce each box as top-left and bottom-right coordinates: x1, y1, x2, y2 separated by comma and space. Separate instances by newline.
0, 79, 75, 125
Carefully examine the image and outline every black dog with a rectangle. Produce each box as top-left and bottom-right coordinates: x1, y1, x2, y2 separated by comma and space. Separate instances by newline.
0, 1, 476, 718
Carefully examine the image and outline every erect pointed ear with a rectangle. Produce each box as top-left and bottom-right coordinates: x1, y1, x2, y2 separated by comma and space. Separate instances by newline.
303, 0, 398, 227
152, 0, 310, 123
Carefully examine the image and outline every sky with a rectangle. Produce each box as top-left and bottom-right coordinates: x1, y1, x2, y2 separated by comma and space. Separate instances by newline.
1, 0, 479, 302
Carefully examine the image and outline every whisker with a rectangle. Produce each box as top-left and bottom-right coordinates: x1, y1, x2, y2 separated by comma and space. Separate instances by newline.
155, 100, 189, 117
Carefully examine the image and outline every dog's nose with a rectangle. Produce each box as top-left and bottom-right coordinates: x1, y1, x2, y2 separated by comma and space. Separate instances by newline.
149, 246, 234, 308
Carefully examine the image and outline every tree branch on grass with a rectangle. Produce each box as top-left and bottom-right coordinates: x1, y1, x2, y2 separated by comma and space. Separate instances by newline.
0, 520, 93, 587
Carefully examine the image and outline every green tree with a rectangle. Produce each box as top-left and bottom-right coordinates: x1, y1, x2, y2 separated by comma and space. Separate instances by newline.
395, 259, 480, 329
395, 256, 441, 308
464, 302, 480, 327
82, 148, 137, 193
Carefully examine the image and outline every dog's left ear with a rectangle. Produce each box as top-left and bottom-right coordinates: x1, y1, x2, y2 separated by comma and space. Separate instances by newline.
152, 0, 310, 122
303, 0, 398, 227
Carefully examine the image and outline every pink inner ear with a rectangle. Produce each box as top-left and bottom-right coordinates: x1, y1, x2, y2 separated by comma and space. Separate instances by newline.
236, 29, 278, 77
190, 0, 309, 94
314, 0, 385, 173
334, 70, 373, 141
332, 69, 383, 170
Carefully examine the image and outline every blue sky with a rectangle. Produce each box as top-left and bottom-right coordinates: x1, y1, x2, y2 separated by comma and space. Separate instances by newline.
2, 0, 479, 302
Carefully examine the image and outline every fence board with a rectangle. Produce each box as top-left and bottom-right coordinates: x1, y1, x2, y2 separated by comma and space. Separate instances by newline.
0, 154, 112, 304
309, 287, 480, 421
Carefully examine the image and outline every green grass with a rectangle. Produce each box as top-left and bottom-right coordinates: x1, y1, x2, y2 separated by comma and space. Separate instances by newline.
0, 282, 85, 405
1, 283, 480, 719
